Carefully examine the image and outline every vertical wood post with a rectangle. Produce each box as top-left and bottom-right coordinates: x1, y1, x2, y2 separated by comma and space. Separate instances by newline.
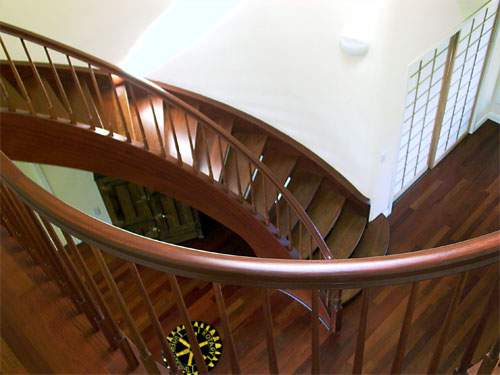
427, 272, 468, 375
63, 232, 118, 350
391, 282, 419, 374
91, 246, 156, 373
262, 289, 279, 374
167, 273, 209, 374
128, 263, 179, 374
213, 282, 241, 374
353, 288, 370, 375
331, 289, 343, 333
312, 289, 320, 374
454, 277, 499, 374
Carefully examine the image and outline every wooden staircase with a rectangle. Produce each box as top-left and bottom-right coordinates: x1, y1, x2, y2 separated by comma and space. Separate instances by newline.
0, 62, 390, 305
1, 23, 499, 375
0, 24, 389, 311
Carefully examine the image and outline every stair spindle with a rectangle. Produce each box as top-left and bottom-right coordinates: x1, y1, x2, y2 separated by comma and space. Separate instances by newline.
287, 204, 293, 251
165, 102, 183, 165
331, 288, 343, 333
262, 289, 279, 374
247, 160, 257, 213
91, 245, 157, 373
353, 288, 370, 375
18, 201, 81, 301
233, 152, 244, 201
427, 272, 468, 375
55, 230, 106, 333
109, 75, 132, 142
148, 94, 166, 157
217, 134, 229, 190
298, 221, 303, 259
20, 38, 57, 119
44, 47, 77, 123
391, 282, 419, 375
183, 112, 198, 172
167, 273, 209, 374
260, 177, 269, 225
199, 124, 214, 179
213, 282, 241, 374
88, 64, 110, 130
66, 55, 95, 129
0, 186, 61, 286
126, 84, 149, 149
63, 232, 118, 350
312, 289, 320, 374
128, 263, 179, 374
275, 191, 281, 238
13, 196, 83, 308
308, 231, 313, 260
0, 35, 37, 114
0, 77, 15, 112
454, 277, 499, 375
40, 217, 102, 329
68, 243, 139, 370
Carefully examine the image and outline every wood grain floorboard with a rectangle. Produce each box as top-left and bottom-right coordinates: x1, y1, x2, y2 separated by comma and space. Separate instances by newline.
1, 121, 498, 374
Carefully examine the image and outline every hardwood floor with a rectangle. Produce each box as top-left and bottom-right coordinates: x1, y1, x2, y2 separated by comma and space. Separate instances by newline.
1, 121, 498, 374
389, 119, 499, 252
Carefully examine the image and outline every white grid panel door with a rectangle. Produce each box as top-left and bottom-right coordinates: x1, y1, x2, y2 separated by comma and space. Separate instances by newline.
434, 1, 498, 163
393, 39, 449, 199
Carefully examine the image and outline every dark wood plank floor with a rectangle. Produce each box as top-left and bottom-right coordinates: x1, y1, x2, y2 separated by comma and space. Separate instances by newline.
1, 120, 498, 374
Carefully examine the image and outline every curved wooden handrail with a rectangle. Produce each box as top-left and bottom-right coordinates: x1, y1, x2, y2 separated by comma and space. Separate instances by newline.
0, 21, 333, 259
2, 151, 498, 290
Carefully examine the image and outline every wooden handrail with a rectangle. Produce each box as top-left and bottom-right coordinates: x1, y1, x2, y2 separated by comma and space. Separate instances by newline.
1, 152, 498, 290
0, 21, 333, 260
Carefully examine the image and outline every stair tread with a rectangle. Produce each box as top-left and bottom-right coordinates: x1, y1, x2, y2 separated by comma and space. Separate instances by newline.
0, 76, 30, 111
24, 75, 69, 119
340, 288, 362, 306
253, 148, 299, 215
286, 169, 323, 208
340, 215, 390, 305
295, 188, 345, 259
274, 169, 323, 241
66, 77, 98, 125
101, 81, 127, 135
197, 116, 234, 179
225, 132, 268, 196
166, 104, 199, 165
325, 209, 366, 259
351, 213, 390, 259
129, 92, 166, 152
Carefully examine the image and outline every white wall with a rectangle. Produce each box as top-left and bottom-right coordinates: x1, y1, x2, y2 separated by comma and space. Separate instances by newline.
0, 0, 174, 65
37, 164, 111, 225
147, 0, 491, 219
2, 0, 495, 221
13, 161, 111, 245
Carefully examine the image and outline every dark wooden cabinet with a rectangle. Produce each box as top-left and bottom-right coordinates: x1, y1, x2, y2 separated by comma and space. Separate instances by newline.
94, 175, 203, 244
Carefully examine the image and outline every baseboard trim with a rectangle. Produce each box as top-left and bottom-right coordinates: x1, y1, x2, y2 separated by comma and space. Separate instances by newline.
472, 111, 500, 132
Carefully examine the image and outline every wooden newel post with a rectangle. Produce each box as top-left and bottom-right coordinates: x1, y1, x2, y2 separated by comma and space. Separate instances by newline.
330, 289, 343, 333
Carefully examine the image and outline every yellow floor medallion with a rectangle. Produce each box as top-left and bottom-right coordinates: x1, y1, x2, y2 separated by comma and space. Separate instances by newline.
162, 321, 223, 374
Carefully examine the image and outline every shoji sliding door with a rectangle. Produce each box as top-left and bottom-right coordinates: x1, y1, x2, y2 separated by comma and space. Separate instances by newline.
393, 39, 450, 197
393, 0, 498, 200
433, 1, 498, 165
